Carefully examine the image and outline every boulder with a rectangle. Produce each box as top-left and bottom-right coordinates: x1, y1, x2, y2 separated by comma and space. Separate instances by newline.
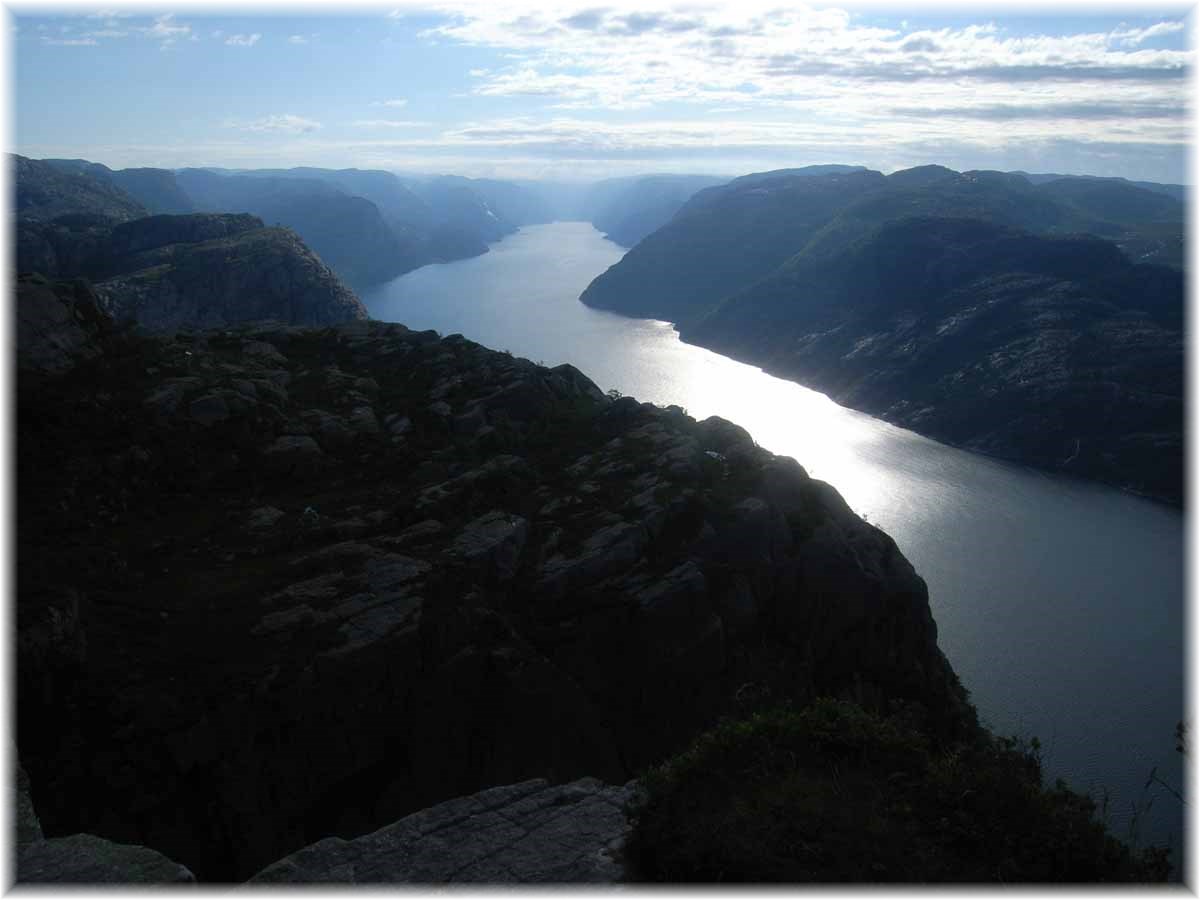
15, 275, 108, 376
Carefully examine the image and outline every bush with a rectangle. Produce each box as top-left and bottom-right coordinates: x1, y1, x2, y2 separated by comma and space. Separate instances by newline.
627, 699, 1170, 883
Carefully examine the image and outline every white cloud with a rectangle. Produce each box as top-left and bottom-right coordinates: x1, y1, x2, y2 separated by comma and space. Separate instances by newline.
225, 33, 262, 47
143, 14, 190, 46
43, 37, 99, 46
1109, 20, 1185, 48
228, 114, 323, 134
410, 3, 1189, 124
352, 119, 432, 128
371, 98, 409, 108
288, 34, 308, 44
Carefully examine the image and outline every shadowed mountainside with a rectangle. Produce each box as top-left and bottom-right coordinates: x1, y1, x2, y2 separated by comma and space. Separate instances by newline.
581, 165, 1185, 504
683, 216, 1183, 503
580, 167, 887, 324
15, 155, 148, 223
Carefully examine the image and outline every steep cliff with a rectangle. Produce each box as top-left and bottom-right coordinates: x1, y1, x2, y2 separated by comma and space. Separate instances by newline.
580, 165, 1185, 504
17, 284, 970, 881
175, 169, 423, 289
583, 174, 729, 248
580, 167, 886, 325
92, 220, 369, 331
16, 208, 369, 332
14, 154, 147, 223
683, 217, 1184, 504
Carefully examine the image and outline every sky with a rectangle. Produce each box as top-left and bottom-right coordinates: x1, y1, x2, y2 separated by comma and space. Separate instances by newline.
5, 0, 1194, 183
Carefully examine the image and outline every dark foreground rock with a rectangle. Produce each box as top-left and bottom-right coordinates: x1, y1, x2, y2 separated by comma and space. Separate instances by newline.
15, 758, 196, 884
15, 275, 109, 378
249, 778, 636, 884
17, 835, 197, 884
17, 286, 972, 881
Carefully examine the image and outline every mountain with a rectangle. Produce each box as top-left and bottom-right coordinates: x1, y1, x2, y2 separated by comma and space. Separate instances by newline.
43, 159, 195, 214
92, 215, 368, 332
175, 168, 421, 289
14, 159, 368, 331
224, 166, 435, 234
15, 155, 147, 223
1013, 170, 1187, 203
578, 164, 1184, 501
582, 165, 1186, 329
454, 177, 559, 227
1032, 177, 1185, 267
406, 175, 519, 243
581, 174, 730, 247
222, 167, 556, 269
682, 216, 1183, 503
580, 167, 888, 324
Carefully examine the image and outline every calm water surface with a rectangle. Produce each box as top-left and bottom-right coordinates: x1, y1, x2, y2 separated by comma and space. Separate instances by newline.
364, 222, 1185, 859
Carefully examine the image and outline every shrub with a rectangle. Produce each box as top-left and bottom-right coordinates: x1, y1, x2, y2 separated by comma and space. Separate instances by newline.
626, 699, 1170, 883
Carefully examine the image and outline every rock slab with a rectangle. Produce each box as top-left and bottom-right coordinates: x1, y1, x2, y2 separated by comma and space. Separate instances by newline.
248, 777, 636, 884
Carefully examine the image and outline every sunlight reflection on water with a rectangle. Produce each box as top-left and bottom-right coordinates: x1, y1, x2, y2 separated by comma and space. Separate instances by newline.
363, 222, 1184, 859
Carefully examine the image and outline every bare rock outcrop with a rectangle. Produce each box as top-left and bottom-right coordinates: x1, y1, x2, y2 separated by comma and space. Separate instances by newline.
248, 778, 636, 884
14, 757, 196, 884
17, 318, 971, 882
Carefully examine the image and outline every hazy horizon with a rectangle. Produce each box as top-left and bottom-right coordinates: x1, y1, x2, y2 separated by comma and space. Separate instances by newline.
10, 2, 1192, 185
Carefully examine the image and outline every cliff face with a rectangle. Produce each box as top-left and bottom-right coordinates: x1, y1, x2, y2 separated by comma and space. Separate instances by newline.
584, 174, 729, 248
174, 169, 424, 291
17, 285, 971, 881
92, 222, 368, 331
14, 154, 147, 223
682, 217, 1184, 503
580, 166, 1185, 504
17, 208, 369, 332
580, 168, 887, 325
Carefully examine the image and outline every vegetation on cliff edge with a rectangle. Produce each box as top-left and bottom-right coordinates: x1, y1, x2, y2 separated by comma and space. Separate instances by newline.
628, 699, 1171, 883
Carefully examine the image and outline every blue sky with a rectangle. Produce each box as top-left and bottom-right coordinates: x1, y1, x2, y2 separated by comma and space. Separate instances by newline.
8, 2, 1194, 183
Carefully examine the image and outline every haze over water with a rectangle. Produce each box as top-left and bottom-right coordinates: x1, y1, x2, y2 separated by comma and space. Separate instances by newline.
363, 221, 1184, 860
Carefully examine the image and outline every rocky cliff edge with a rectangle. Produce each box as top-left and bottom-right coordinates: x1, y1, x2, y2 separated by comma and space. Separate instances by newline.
17, 282, 972, 881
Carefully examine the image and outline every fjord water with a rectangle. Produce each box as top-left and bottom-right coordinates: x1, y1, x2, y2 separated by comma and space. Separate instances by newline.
363, 222, 1185, 859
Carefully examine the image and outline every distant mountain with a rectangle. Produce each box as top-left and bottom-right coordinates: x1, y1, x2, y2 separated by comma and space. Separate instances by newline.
13, 156, 367, 331
175, 169, 421, 289
580, 167, 888, 324
15, 155, 147, 223
43, 159, 194, 214
582, 163, 1185, 328
405, 175, 518, 243
1013, 171, 1187, 204
1032, 177, 1185, 267
581, 174, 729, 248
111, 169, 195, 215
454, 177, 559, 227
226, 167, 434, 233
579, 163, 1183, 502
683, 215, 1183, 503
214, 167, 556, 271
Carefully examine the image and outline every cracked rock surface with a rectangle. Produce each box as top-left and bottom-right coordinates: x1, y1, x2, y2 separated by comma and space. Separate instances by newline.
248, 778, 636, 884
